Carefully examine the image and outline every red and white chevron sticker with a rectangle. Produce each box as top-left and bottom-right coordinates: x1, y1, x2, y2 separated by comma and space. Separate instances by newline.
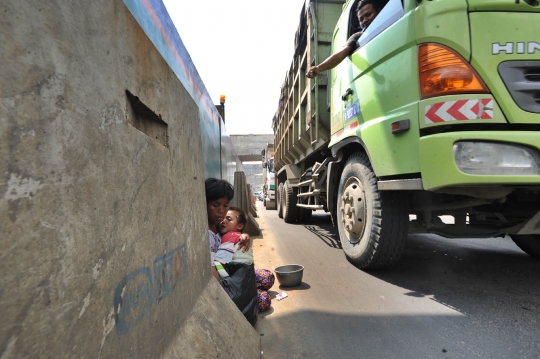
424, 98, 493, 124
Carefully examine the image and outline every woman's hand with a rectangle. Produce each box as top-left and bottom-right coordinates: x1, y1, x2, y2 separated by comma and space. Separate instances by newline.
238, 233, 251, 252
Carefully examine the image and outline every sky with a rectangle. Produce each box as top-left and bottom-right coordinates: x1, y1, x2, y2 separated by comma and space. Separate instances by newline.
162, 0, 306, 135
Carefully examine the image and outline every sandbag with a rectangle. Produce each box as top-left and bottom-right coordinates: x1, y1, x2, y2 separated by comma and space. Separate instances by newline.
219, 262, 258, 326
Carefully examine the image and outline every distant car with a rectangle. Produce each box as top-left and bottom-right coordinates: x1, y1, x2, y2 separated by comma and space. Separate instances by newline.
254, 192, 263, 201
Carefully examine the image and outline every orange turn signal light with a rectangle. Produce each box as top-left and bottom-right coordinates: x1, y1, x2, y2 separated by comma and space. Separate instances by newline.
418, 43, 489, 99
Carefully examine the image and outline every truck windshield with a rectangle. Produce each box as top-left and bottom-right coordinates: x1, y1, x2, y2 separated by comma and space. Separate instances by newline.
268, 158, 275, 173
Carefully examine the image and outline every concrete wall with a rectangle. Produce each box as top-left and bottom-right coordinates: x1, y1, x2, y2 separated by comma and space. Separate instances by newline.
0, 1, 258, 358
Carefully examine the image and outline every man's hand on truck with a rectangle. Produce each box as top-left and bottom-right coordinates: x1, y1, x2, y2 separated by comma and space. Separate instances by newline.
306, 46, 351, 78
305, 0, 386, 79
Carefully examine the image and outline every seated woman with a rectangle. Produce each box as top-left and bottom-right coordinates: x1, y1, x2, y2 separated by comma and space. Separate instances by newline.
205, 178, 251, 280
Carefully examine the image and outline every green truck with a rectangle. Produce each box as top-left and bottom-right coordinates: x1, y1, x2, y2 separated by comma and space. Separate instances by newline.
272, 0, 540, 269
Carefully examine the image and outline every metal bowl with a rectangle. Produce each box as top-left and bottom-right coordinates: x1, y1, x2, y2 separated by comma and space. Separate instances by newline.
274, 264, 304, 287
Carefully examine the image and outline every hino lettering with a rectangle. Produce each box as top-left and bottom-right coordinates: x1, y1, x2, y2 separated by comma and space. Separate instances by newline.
492, 42, 540, 55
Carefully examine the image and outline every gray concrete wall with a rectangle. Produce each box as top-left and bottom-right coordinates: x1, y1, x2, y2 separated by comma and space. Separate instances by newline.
0, 1, 258, 358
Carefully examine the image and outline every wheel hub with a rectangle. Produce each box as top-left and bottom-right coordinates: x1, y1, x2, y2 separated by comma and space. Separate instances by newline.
339, 177, 367, 244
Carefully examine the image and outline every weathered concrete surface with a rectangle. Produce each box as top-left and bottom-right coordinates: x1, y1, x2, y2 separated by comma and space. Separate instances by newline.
163, 279, 260, 358
0, 1, 258, 357
230, 135, 273, 162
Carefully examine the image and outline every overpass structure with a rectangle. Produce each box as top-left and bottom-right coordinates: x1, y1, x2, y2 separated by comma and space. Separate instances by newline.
231, 134, 274, 162
231, 134, 273, 193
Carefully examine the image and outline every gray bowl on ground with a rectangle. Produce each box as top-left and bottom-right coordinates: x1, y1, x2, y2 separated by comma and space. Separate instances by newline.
274, 264, 304, 287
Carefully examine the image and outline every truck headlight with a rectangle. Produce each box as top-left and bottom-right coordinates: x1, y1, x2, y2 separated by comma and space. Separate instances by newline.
453, 141, 540, 175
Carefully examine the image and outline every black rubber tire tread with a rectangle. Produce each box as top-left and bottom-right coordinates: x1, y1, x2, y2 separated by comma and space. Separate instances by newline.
283, 181, 299, 223
298, 208, 313, 223
263, 199, 266, 207
337, 152, 409, 269
277, 183, 284, 218
510, 234, 540, 259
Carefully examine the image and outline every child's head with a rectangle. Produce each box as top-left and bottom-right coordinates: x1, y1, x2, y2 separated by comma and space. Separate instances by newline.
219, 207, 247, 234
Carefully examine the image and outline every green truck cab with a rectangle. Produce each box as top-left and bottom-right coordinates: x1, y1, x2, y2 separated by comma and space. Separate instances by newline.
272, 0, 540, 268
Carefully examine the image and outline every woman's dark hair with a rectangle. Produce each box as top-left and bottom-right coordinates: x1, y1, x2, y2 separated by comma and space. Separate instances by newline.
205, 178, 234, 203
229, 206, 247, 233
357, 0, 389, 12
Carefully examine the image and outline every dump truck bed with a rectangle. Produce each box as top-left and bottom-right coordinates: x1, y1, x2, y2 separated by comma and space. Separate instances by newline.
272, 0, 346, 174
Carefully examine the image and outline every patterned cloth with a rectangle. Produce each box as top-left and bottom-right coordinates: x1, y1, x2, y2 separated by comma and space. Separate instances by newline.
257, 289, 271, 312
255, 268, 275, 291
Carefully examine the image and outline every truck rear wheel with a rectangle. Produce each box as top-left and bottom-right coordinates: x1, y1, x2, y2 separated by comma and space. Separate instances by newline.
283, 181, 299, 223
510, 234, 540, 259
337, 152, 408, 269
277, 183, 284, 218
265, 199, 276, 210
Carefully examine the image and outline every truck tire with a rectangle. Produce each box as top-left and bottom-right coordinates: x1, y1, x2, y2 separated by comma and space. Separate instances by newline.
510, 234, 540, 259
277, 183, 284, 218
337, 152, 408, 269
265, 199, 276, 210
283, 181, 299, 223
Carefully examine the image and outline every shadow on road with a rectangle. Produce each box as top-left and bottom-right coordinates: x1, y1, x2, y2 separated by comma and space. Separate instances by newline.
302, 213, 342, 249
257, 308, 538, 359
278, 282, 311, 291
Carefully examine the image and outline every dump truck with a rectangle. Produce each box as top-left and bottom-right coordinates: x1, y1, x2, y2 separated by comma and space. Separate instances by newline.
262, 143, 276, 209
272, 0, 540, 269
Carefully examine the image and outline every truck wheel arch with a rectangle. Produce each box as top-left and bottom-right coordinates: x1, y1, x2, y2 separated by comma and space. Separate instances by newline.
331, 137, 374, 169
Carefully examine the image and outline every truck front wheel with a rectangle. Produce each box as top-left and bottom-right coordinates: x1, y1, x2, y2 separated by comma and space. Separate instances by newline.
337, 152, 408, 269
510, 234, 540, 259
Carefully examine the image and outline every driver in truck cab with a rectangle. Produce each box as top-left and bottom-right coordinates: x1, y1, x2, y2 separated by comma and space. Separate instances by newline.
306, 0, 388, 78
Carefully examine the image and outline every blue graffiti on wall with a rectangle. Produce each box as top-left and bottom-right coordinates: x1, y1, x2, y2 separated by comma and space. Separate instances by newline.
114, 244, 188, 333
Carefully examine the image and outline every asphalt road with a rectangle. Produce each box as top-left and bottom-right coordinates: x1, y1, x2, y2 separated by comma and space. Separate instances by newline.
252, 202, 540, 359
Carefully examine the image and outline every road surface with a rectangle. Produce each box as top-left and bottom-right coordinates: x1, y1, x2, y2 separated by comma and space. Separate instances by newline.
253, 202, 540, 359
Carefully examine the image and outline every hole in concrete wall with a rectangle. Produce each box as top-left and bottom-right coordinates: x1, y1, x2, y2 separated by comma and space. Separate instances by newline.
126, 90, 169, 148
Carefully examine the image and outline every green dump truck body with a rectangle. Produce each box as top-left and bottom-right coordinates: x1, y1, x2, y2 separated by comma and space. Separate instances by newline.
273, 0, 540, 269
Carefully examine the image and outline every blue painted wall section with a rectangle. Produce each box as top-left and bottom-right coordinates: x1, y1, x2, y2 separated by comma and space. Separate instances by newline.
114, 245, 188, 334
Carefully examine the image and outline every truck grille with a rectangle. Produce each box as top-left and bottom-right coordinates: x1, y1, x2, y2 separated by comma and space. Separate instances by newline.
498, 61, 540, 114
